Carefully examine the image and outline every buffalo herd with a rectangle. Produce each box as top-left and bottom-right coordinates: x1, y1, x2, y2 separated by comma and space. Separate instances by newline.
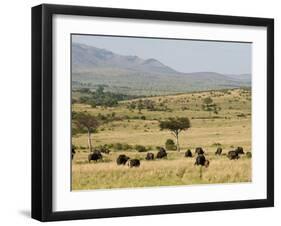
72, 145, 251, 168
227, 147, 244, 160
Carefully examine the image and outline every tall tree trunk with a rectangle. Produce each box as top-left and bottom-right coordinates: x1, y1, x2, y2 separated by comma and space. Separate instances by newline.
87, 128, 92, 152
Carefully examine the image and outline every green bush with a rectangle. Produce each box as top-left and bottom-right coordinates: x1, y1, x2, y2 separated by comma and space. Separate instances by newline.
114, 143, 123, 150
165, 139, 177, 151
109, 143, 133, 151
122, 143, 133, 150
135, 145, 147, 152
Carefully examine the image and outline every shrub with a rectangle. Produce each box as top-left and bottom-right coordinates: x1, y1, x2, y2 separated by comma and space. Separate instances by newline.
122, 143, 133, 150
90, 101, 96, 108
109, 143, 133, 151
237, 113, 246, 118
135, 145, 147, 152
165, 139, 177, 151
114, 143, 123, 150
147, 146, 152, 151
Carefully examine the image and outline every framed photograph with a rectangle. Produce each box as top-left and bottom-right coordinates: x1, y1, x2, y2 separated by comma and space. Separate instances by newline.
32, 4, 274, 221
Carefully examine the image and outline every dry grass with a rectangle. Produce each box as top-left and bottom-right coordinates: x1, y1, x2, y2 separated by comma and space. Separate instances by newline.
72, 151, 251, 190
72, 88, 252, 190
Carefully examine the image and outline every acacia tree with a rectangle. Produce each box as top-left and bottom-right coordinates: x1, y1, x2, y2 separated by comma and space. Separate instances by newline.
137, 99, 144, 114
73, 112, 99, 152
202, 97, 215, 116
159, 117, 191, 151
203, 97, 213, 108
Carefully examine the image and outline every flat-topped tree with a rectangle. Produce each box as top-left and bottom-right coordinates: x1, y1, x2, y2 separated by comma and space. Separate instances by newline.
203, 96, 213, 106
159, 117, 191, 152
73, 112, 99, 152
202, 97, 216, 116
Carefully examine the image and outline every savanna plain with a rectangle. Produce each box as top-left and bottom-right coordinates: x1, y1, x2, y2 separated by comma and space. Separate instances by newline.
72, 88, 252, 190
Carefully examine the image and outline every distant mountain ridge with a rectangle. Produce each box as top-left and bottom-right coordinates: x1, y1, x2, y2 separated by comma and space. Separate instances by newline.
72, 43, 251, 95
72, 43, 178, 75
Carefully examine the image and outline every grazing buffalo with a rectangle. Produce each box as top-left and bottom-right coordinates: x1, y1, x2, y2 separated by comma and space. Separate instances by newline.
195, 147, 204, 155
215, 147, 222, 155
156, 148, 167, 159
235, 146, 244, 155
227, 150, 240, 160
146, 152, 154, 160
71, 148, 76, 160
117, 154, 130, 165
88, 150, 103, 162
185, 149, 192, 158
194, 154, 209, 168
128, 159, 140, 168
246, 152, 252, 158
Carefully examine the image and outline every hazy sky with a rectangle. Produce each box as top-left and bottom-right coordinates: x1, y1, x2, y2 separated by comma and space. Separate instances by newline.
72, 34, 252, 74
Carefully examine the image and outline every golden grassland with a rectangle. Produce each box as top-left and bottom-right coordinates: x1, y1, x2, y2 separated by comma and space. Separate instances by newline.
72, 151, 251, 190
72, 88, 252, 190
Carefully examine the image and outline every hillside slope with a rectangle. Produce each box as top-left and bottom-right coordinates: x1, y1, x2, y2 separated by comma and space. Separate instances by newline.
72, 43, 251, 95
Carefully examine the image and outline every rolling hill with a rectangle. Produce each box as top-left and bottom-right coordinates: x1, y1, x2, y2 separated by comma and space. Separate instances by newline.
72, 43, 251, 95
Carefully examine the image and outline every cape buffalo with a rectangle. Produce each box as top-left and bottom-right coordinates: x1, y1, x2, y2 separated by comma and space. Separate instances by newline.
145, 152, 154, 160
235, 146, 244, 154
117, 154, 130, 165
194, 154, 209, 168
185, 149, 192, 158
88, 150, 103, 162
156, 148, 167, 159
128, 159, 140, 168
227, 150, 240, 160
71, 148, 76, 160
215, 147, 222, 155
195, 147, 204, 155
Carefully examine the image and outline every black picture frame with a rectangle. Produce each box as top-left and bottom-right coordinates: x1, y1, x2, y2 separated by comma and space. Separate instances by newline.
32, 4, 274, 222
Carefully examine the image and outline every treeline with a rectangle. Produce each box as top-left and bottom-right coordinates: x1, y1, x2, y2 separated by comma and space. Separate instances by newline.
73, 86, 141, 107
127, 99, 171, 113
